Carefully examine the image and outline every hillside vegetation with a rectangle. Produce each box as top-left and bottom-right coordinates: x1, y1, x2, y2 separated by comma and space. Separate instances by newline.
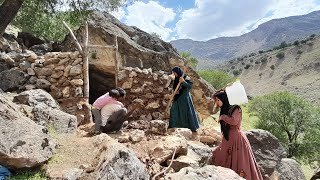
218, 34, 320, 105
171, 11, 320, 68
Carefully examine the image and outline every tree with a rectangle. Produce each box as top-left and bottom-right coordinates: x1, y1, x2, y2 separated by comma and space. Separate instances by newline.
197, 70, 234, 89
180, 52, 198, 69
0, 0, 129, 38
0, 0, 25, 36
248, 92, 320, 166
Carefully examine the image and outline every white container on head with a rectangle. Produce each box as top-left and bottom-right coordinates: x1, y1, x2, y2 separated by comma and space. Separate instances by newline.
225, 80, 248, 105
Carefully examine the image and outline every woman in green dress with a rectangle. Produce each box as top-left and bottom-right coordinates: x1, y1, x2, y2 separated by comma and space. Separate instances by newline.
169, 66, 199, 132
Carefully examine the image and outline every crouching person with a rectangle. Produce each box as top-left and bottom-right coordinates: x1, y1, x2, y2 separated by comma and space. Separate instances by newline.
94, 89, 127, 133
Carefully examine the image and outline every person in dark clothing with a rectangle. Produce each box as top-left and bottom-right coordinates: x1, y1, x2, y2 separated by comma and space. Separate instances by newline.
168, 66, 199, 132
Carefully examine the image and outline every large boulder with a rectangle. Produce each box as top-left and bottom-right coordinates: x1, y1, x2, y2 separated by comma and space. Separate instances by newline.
0, 91, 56, 170
13, 89, 60, 109
149, 135, 188, 164
165, 165, 244, 180
13, 89, 77, 133
275, 158, 306, 180
0, 69, 28, 91
92, 134, 149, 180
32, 107, 77, 133
245, 129, 287, 178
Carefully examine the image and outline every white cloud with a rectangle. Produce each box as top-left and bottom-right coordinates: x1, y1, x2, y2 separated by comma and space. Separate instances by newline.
110, 7, 126, 21
175, 0, 320, 41
252, 0, 320, 30
113, 1, 176, 41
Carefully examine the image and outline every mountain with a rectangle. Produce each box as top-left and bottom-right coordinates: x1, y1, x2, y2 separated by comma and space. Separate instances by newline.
171, 10, 320, 68
217, 35, 320, 105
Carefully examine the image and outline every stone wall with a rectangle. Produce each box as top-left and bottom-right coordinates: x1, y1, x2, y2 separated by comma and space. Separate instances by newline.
117, 66, 215, 121
118, 67, 172, 120
0, 50, 90, 124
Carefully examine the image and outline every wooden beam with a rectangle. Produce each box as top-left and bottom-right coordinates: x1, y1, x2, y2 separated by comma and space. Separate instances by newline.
114, 35, 119, 88
62, 21, 83, 55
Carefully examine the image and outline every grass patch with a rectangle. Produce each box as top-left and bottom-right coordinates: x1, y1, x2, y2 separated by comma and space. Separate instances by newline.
202, 105, 258, 131
8, 170, 46, 180
301, 163, 315, 180
48, 125, 58, 139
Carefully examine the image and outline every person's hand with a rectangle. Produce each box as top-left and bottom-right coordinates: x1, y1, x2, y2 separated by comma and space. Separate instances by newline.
179, 77, 184, 83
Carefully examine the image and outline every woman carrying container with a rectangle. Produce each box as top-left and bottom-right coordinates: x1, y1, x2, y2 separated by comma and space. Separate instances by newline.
212, 90, 263, 180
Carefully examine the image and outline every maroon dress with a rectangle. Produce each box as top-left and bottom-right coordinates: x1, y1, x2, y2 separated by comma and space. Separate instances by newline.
212, 107, 263, 180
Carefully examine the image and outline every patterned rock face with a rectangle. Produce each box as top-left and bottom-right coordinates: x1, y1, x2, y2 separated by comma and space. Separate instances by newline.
0, 92, 56, 170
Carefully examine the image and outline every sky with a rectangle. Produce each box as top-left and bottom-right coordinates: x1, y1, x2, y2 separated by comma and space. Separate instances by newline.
110, 0, 320, 42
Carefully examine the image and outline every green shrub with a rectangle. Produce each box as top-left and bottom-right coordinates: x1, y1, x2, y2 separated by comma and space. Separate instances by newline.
232, 69, 241, 76
244, 64, 251, 69
294, 40, 300, 46
261, 57, 268, 64
197, 70, 234, 89
276, 52, 285, 59
301, 40, 307, 44
248, 92, 320, 165
270, 65, 275, 70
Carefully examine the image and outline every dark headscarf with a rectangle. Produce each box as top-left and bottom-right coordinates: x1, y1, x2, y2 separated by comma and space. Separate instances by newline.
171, 66, 192, 100
214, 91, 231, 141
172, 66, 184, 90
215, 91, 231, 116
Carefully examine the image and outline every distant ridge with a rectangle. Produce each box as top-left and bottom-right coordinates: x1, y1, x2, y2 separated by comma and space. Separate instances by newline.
171, 10, 320, 68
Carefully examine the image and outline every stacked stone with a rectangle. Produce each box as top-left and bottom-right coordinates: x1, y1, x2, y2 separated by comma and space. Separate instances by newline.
118, 67, 173, 121
16, 51, 84, 99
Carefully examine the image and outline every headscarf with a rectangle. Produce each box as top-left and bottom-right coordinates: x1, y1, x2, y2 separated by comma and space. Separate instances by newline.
171, 66, 192, 100
214, 91, 231, 116
172, 66, 184, 90
214, 91, 231, 141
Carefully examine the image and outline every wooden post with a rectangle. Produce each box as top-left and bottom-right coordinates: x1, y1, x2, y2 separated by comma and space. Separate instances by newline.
63, 21, 118, 124
114, 35, 119, 88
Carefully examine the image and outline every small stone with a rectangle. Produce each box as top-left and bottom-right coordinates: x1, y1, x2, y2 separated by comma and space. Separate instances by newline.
129, 130, 145, 143
27, 52, 37, 62
54, 65, 65, 71
35, 79, 51, 90
72, 58, 82, 66
146, 101, 160, 109
44, 58, 60, 66
51, 71, 64, 79
70, 79, 84, 86
62, 86, 70, 98
27, 68, 35, 75
121, 78, 133, 89
129, 71, 137, 77
69, 65, 82, 76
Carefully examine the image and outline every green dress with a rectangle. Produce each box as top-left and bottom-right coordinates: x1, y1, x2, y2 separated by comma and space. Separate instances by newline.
169, 80, 200, 132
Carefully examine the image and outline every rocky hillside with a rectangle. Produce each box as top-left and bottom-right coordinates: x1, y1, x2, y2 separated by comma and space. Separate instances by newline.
218, 35, 320, 104
171, 10, 320, 68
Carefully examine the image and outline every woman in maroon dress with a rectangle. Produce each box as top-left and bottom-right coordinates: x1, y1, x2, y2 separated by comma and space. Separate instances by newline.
212, 91, 263, 180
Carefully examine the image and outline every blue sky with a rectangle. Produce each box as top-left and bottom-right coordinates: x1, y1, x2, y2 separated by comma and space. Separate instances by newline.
111, 0, 320, 42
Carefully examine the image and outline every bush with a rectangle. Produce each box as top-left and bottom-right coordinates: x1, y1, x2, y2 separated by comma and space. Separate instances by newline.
241, 62, 245, 65
232, 69, 241, 76
308, 42, 314, 47
279, 41, 288, 49
248, 92, 320, 165
310, 34, 316, 38
250, 59, 253, 63
297, 50, 303, 54
255, 61, 260, 64
231, 66, 235, 69
249, 53, 256, 57
244, 64, 251, 69
276, 52, 285, 59
301, 39, 307, 44
270, 65, 275, 70
261, 57, 268, 64
197, 70, 234, 89
258, 50, 264, 54
293, 40, 300, 46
